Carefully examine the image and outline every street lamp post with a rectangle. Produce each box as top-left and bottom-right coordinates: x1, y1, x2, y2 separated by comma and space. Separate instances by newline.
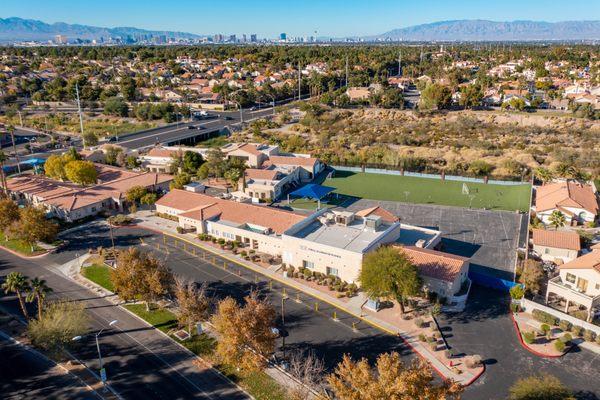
281, 294, 288, 361
233, 101, 243, 123
73, 319, 118, 385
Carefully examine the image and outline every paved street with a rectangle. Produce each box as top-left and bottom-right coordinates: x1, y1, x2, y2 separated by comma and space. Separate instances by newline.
0, 229, 251, 400
440, 285, 600, 400
0, 332, 101, 400
56, 223, 415, 371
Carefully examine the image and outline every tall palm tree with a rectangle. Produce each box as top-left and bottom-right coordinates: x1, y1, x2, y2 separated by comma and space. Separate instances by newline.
534, 167, 553, 185
26, 277, 53, 320
2, 272, 31, 319
549, 210, 567, 230
0, 150, 8, 196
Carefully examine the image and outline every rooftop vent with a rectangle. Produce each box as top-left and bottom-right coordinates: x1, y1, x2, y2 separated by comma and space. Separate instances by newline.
364, 215, 382, 231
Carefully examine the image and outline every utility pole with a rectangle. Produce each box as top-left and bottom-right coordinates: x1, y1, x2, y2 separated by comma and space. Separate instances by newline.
345, 55, 348, 88
75, 83, 84, 138
297, 63, 301, 100
398, 51, 402, 77
17, 111, 23, 127
8, 126, 20, 173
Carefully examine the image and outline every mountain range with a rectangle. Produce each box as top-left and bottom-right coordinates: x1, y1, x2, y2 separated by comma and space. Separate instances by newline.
0, 17, 200, 42
0, 17, 599, 43
373, 20, 600, 41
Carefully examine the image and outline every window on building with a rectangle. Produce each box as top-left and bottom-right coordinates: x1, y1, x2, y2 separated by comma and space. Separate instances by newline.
326, 267, 339, 277
565, 273, 576, 284
302, 260, 314, 270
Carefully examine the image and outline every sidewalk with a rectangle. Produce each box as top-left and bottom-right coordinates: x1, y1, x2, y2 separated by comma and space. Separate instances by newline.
134, 211, 484, 386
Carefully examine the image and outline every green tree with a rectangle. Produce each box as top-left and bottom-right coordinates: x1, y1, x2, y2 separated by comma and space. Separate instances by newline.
126, 186, 148, 203
103, 145, 123, 166
140, 192, 158, 205
197, 163, 210, 180
0, 198, 20, 232
548, 210, 566, 230
0, 150, 8, 195
120, 76, 137, 101
468, 160, 494, 177
2, 272, 31, 319
125, 155, 140, 169
12, 206, 58, 251
182, 151, 204, 174
64, 160, 97, 185
170, 172, 191, 190
224, 168, 243, 190
419, 83, 452, 110
359, 247, 422, 315
28, 301, 89, 352
509, 375, 573, 400
535, 167, 554, 184
44, 154, 68, 180
103, 96, 129, 117
459, 84, 483, 109
26, 278, 53, 320
205, 148, 226, 178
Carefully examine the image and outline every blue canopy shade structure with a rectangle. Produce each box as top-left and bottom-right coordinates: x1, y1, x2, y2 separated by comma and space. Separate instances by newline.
289, 183, 335, 200
288, 183, 336, 210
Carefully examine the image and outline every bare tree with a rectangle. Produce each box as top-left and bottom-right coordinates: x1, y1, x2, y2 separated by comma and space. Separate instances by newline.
174, 277, 210, 333
288, 349, 326, 400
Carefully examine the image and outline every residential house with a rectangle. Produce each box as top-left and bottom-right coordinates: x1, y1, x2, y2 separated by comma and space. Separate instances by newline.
545, 248, 600, 322
534, 180, 599, 226
532, 229, 581, 263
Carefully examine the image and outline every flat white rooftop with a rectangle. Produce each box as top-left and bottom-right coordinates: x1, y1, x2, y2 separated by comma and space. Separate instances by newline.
290, 219, 392, 253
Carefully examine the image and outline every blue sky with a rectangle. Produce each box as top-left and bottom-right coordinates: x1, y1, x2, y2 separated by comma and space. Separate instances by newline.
5, 0, 600, 38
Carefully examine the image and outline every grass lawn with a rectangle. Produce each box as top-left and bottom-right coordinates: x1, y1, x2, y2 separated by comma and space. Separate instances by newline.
323, 171, 531, 211
0, 232, 44, 256
126, 304, 287, 400
81, 264, 114, 292
123, 303, 178, 333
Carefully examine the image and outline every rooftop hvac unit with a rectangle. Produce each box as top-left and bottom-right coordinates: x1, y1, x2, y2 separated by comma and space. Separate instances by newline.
415, 239, 427, 248
364, 216, 382, 230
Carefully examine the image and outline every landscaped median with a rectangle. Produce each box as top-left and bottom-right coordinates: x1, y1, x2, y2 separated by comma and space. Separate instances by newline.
76, 253, 288, 400
122, 303, 287, 400
0, 231, 47, 257
511, 301, 600, 357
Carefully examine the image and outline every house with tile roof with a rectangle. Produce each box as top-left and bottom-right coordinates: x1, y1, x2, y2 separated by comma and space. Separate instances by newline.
7, 164, 172, 222
545, 248, 600, 322
532, 228, 581, 263
534, 180, 599, 226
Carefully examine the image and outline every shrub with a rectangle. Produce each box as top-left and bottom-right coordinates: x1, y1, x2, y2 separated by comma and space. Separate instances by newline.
414, 318, 425, 328
465, 355, 482, 369
426, 336, 436, 343
108, 214, 133, 226
509, 285, 524, 300
429, 342, 437, 351
558, 320, 572, 332
418, 333, 426, 342
176, 226, 184, 234
583, 329, 596, 342
531, 309, 559, 326
560, 333, 572, 344
541, 324, 551, 334
571, 325, 584, 337
522, 331, 536, 344
554, 340, 566, 352
510, 303, 521, 313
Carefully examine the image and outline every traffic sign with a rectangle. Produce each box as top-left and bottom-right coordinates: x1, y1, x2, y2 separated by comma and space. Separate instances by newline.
100, 367, 107, 383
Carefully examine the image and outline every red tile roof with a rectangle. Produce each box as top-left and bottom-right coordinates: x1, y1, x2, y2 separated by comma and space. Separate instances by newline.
559, 249, 600, 274
532, 229, 581, 251
267, 155, 318, 168
244, 168, 280, 181
393, 245, 469, 283
536, 181, 598, 215
156, 189, 305, 234
355, 206, 399, 223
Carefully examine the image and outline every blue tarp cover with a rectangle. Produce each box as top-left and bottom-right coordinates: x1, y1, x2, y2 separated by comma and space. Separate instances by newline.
289, 183, 335, 200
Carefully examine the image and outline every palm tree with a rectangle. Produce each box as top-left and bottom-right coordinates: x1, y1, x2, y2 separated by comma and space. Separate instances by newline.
548, 210, 567, 230
26, 278, 53, 320
0, 150, 8, 196
534, 167, 553, 184
2, 272, 31, 319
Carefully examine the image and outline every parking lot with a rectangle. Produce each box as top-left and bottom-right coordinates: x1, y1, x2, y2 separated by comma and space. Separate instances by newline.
346, 199, 527, 280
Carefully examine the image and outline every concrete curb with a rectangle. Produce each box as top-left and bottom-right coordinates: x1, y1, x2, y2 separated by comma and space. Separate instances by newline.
510, 312, 568, 358
0, 243, 50, 259
117, 303, 255, 400
156, 228, 483, 386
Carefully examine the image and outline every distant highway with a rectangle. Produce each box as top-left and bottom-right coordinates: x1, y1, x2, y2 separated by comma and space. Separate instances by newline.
113, 107, 276, 150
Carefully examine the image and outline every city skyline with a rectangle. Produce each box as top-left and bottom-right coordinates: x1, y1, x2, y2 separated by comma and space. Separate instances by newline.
4, 0, 600, 38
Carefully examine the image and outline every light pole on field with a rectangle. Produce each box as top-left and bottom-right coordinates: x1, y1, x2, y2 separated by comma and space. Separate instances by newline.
268, 94, 276, 116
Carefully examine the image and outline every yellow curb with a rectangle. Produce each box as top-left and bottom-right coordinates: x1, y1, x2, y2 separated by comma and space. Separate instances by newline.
162, 231, 472, 384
